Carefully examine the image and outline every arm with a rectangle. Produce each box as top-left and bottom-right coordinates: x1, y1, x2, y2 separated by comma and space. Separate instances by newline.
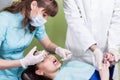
0, 59, 21, 69
39, 36, 72, 61
0, 13, 21, 69
0, 46, 47, 69
63, 0, 96, 51
108, 0, 120, 62
39, 35, 58, 53
35, 24, 72, 61
99, 63, 109, 80
63, 0, 104, 69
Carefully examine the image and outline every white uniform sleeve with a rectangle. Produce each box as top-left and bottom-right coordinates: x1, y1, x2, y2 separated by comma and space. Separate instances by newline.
108, 0, 120, 51
63, 0, 96, 51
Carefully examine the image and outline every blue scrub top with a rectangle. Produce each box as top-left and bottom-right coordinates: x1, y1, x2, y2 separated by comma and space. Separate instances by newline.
54, 61, 95, 80
0, 11, 47, 80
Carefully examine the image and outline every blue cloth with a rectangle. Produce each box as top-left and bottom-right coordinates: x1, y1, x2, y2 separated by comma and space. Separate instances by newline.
0, 11, 47, 80
54, 61, 95, 80
89, 70, 100, 80
109, 66, 114, 79
54, 61, 114, 80
89, 66, 114, 80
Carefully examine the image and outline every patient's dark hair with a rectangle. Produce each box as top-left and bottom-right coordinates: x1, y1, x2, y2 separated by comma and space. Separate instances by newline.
21, 65, 52, 80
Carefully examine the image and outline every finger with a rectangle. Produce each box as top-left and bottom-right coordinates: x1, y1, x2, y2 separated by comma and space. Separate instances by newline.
66, 50, 71, 54
29, 46, 37, 55
103, 58, 107, 64
107, 61, 110, 67
62, 53, 67, 59
61, 58, 67, 61
67, 54, 72, 59
61, 55, 71, 61
41, 50, 47, 58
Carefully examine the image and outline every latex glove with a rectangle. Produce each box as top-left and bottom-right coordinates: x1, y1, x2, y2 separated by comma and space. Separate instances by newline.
55, 47, 72, 61
99, 62, 110, 80
93, 48, 104, 70
20, 46, 46, 68
104, 53, 115, 64
109, 48, 120, 64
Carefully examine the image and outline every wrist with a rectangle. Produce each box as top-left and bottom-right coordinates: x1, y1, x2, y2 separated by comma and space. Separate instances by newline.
109, 48, 120, 62
20, 59, 27, 68
89, 44, 97, 52
55, 47, 61, 54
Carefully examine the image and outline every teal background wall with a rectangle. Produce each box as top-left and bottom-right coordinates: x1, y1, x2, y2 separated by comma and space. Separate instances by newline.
25, 0, 67, 53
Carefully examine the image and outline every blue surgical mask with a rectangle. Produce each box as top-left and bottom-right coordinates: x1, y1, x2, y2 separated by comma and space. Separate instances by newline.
30, 14, 47, 27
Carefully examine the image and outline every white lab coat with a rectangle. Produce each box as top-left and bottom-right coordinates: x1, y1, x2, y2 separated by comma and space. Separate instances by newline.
63, 0, 120, 79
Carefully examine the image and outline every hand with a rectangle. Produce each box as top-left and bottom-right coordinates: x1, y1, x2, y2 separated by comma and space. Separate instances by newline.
104, 53, 115, 63
99, 62, 109, 80
55, 47, 72, 61
93, 48, 104, 70
20, 46, 46, 68
109, 48, 120, 62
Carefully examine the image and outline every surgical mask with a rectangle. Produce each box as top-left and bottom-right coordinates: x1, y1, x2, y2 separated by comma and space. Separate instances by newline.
30, 14, 47, 27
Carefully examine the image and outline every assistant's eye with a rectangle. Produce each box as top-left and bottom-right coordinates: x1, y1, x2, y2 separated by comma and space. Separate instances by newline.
42, 13, 48, 19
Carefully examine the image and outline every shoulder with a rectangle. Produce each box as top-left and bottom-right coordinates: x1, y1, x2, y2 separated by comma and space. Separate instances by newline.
0, 11, 22, 21
64, 60, 95, 69
54, 73, 71, 80
0, 11, 15, 23
0, 11, 13, 18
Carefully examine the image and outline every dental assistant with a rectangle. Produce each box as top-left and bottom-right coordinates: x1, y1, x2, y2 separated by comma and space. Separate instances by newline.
63, 0, 120, 79
0, 0, 72, 80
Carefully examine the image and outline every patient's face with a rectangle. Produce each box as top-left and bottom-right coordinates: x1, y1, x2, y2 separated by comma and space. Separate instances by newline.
36, 51, 61, 74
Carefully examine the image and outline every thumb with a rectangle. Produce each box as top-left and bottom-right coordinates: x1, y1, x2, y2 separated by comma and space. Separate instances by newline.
36, 50, 47, 58
35, 50, 47, 62
28, 46, 37, 55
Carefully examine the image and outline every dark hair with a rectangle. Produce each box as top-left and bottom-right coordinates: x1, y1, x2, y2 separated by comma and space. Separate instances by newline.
21, 65, 52, 80
2, 0, 58, 33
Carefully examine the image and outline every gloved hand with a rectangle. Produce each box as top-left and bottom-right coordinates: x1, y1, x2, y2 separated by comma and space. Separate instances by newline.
55, 47, 72, 61
99, 61, 110, 80
109, 48, 120, 63
20, 46, 46, 68
93, 48, 104, 70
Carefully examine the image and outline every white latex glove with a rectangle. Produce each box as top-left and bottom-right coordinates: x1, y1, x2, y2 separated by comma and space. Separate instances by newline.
99, 62, 110, 80
55, 47, 72, 61
93, 48, 104, 70
109, 48, 120, 63
20, 46, 46, 68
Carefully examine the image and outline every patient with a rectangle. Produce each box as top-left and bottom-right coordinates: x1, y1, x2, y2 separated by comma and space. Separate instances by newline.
21, 50, 110, 80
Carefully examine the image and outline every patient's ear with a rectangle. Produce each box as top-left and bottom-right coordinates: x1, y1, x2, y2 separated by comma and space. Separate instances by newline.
35, 70, 44, 76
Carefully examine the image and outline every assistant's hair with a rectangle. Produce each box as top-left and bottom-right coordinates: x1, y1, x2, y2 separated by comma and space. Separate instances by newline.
21, 65, 52, 80
2, 0, 58, 33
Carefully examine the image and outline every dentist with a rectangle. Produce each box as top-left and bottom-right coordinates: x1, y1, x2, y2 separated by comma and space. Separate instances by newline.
63, 0, 120, 80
